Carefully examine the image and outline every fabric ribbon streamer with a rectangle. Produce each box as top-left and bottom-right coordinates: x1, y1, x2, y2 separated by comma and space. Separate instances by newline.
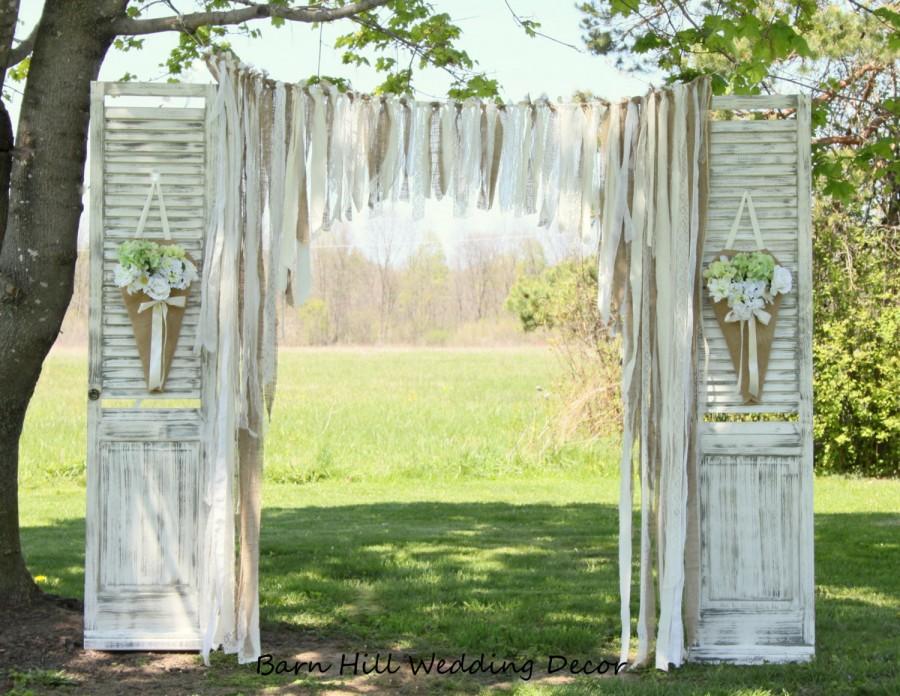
725, 306, 771, 399
137, 295, 187, 390
596, 79, 712, 671
455, 99, 482, 216
201, 52, 713, 672
408, 102, 432, 218
438, 102, 458, 201
527, 100, 550, 215
514, 101, 533, 217
308, 85, 328, 235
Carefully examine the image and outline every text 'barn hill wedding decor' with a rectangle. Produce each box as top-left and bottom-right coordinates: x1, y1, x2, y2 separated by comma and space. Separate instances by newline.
85, 54, 813, 669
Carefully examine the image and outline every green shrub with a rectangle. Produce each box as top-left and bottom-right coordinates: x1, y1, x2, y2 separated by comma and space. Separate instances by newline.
812, 197, 900, 476
506, 258, 622, 441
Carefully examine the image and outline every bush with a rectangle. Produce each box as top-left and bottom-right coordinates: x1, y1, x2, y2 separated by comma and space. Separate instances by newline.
812, 197, 899, 476
506, 257, 622, 441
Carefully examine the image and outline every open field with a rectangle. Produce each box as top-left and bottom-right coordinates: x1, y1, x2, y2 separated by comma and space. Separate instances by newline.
9, 349, 900, 694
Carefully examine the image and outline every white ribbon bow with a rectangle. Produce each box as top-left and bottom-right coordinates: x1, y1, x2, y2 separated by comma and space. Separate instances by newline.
724, 307, 771, 399
138, 295, 187, 391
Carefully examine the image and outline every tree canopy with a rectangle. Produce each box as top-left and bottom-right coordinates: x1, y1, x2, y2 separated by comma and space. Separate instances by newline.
578, 0, 898, 214
9, 0, 503, 100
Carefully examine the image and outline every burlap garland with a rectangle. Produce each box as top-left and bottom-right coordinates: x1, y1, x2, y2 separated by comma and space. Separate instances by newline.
709, 248, 784, 404
119, 242, 195, 393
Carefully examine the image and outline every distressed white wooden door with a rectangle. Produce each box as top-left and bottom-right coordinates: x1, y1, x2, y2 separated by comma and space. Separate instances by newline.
687, 95, 815, 663
84, 82, 214, 650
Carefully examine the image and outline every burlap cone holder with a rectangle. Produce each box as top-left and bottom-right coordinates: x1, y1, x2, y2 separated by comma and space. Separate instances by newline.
120, 242, 194, 393
709, 248, 784, 404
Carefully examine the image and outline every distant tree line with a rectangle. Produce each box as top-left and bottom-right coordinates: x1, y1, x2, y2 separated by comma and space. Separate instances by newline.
290, 231, 549, 346
59, 232, 553, 348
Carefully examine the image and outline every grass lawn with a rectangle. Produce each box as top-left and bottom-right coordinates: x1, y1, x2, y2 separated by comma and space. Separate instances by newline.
15, 348, 900, 694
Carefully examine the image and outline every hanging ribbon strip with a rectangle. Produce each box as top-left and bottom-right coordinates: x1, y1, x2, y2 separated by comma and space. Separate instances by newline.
200, 57, 241, 667
137, 295, 187, 390
201, 53, 712, 671
725, 306, 771, 399
596, 79, 712, 670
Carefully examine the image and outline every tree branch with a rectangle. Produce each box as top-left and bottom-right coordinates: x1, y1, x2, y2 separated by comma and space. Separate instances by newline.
6, 24, 36, 67
112, 0, 392, 36
347, 14, 477, 88
502, 0, 583, 53
815, 63, 883, 106
814, 135, 863, 146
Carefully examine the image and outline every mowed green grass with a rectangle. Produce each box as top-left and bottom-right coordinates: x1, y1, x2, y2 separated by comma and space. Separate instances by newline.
18, 349, 900, 695
21, 348, 613, 487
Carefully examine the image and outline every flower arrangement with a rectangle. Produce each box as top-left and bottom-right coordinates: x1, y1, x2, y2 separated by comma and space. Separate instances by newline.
703, 250, 792, 319
113, 239, 199, 300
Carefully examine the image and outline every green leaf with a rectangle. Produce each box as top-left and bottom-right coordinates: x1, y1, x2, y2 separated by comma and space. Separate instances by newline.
608, 0, 635, 18
632, 31, 666, 53
873, 6, 900, 29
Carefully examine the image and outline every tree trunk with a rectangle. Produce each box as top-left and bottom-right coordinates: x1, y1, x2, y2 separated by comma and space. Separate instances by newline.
0, 101, 12, 252
0, 0, 126, 607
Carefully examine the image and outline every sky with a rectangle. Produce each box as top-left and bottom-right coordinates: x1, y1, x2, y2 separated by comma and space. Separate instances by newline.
13, 0, 655, 111
11, 0, 661, 258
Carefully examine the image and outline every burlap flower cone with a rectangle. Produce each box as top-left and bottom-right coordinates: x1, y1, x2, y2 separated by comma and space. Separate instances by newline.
119, 244, 195, 393
120, 287, 188, 392
710, 248, 784, 404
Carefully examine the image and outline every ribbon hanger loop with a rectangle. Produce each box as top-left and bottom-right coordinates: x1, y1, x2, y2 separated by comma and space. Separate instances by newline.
725, 189, 766, 250
136, 170, 172, 241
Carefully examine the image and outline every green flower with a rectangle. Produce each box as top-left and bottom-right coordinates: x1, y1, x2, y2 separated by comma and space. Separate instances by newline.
729, 251, 775, 282
116, 240, 188, 273
161, 245, 186, 260
703, 258, 737, 281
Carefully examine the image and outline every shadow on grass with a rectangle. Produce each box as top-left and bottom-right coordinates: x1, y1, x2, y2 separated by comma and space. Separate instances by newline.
259, 501, 622, 660
17, 503, 900, 693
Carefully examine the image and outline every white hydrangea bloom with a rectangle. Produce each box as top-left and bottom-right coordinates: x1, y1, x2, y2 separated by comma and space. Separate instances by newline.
184, 259, 199, 284
160, 256, 183, 283
708, 277, 732, 302
171, 258, 199, 290
771, 265, 792, 296
145, 273, 171, 300
729, 300, 753, 321
727, 281, 745, 303
127, 273, 150, 295
743, 279, 767, 300
113, 264, 139, 288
